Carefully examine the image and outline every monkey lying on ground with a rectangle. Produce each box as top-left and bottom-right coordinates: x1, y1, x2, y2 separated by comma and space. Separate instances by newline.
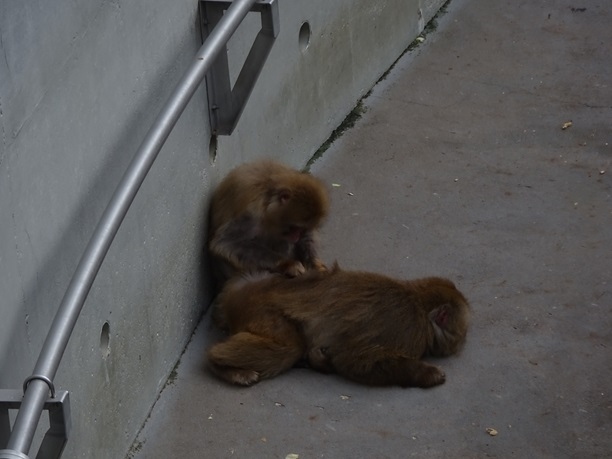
207, 265, 470, 388
208, 160, 329, 289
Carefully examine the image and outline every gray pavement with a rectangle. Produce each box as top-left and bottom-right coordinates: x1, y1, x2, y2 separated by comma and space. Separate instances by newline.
130, 0, 611, 457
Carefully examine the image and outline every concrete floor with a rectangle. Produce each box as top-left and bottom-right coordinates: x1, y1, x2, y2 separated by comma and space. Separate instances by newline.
130, 0, 611, 457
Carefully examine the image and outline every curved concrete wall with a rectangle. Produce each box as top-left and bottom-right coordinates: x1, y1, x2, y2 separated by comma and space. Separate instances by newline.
0, 0, 444, 457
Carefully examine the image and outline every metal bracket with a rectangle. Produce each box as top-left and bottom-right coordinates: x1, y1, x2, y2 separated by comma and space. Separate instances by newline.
200, 0, 279, 135
0, 390, 71, 459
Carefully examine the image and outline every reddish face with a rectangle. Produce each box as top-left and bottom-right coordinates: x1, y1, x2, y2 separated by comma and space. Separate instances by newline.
284, 225, 303, 243
264, 184, 328, 243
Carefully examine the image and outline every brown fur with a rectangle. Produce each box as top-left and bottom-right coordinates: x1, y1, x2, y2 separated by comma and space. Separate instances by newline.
208, 160, 329, 289
207, 265, 470, 388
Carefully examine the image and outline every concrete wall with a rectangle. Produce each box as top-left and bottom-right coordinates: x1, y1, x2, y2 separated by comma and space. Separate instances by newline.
213, 0, 445, 174
0, 0, 444, 457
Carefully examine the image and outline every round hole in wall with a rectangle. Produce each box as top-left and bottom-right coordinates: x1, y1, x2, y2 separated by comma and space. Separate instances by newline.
100, 321, 111, 359
299, 21, 311, 52
209, 135, 218, 163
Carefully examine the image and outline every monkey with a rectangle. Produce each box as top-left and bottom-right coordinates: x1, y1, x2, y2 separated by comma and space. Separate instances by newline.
207, 159, 329, 290
207, 264, 470, 388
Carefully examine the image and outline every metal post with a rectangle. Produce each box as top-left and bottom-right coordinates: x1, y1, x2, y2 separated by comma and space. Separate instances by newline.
2, 0, 258, 455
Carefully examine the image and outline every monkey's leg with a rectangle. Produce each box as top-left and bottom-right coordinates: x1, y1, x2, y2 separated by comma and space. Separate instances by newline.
209, 297, 228, 331
307, 347, 335, 373
207, 330, 304, 386
333, 352, 446, 388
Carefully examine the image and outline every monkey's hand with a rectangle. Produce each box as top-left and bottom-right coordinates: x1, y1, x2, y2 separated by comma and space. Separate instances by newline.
276, 260, 306, 277
312, 258, 328, 273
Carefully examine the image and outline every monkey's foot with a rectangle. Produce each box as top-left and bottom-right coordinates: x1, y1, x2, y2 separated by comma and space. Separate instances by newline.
412, 364, 446, 388
230, 369, 260, 386
213, 367, 260, 386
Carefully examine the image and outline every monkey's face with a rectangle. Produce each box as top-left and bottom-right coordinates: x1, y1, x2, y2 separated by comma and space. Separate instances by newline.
278, 208, 325, 243
261, 210, 309, 242
268, 218, 315, 243
264, 189, 328, 243
284, 224, 304, 243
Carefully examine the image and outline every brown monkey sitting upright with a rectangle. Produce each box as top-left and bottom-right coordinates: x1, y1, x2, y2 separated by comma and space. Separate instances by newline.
208, 159, 329, 289
207, 265, 470, 388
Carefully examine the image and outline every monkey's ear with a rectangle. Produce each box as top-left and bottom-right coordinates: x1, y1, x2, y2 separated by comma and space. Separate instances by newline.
430, 304, 450, 328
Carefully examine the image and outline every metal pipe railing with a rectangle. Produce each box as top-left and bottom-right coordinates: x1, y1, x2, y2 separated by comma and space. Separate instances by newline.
2, 0, 258, 455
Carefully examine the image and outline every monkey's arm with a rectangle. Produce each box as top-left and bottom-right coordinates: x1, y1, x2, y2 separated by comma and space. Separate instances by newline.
210, 215, 289, 272
293, 230, 327, 271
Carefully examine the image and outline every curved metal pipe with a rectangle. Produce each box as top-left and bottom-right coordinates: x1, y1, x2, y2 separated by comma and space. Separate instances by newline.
4, 0, 258, 455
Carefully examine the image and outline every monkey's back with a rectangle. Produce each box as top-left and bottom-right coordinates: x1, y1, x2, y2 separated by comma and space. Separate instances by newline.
220, 269, 447, 356
292, 270, 436, 355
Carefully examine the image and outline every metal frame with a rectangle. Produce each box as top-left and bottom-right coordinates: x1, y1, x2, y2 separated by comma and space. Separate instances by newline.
201, 0, 279, 135
0, 0, 263, 457
0, 390, 71, 459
